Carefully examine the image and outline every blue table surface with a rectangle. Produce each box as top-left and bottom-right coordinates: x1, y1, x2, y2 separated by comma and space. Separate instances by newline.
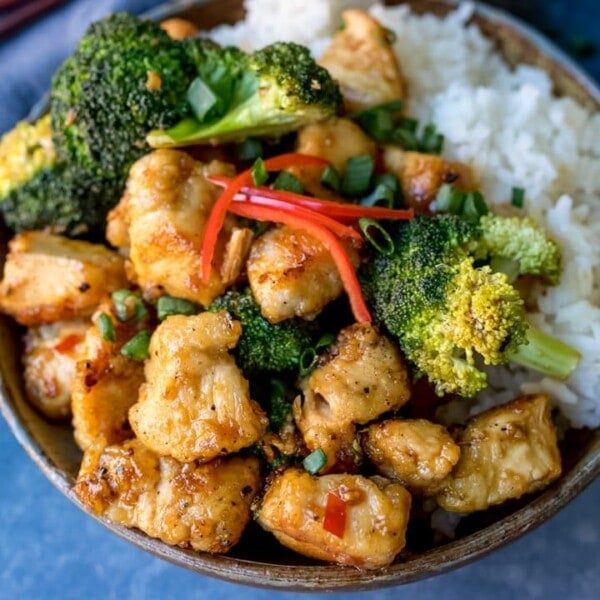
1, 1, 599, 598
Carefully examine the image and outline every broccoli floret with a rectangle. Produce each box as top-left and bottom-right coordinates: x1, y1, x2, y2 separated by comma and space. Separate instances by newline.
1, 162, 120, 236
0, 116, 55, 201
147, 41, 342, 147
50, 13, 196, 181
208, 287, 319, 375
479, 213, 562, 284
361, 214, 580, 397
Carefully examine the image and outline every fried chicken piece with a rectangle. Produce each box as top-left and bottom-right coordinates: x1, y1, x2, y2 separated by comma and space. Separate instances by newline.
129, 312, 267, 463
256, 468, 411, 569
22, 320, 88, 419
318, 9, 405, 113
0, 231, 127, 326
437, 394, 562, 512
287, 118, 377, 198
361, 419, 460, 493
71, 301, 148, 451
294, 323, 411, 471
247, 225, 359, 323
106, 149, 240, 307
75, 439, 261, 554
383, 147, 477, 213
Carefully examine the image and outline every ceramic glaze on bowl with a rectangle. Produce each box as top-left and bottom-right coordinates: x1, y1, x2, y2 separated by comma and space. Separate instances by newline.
0, 0, 599, 591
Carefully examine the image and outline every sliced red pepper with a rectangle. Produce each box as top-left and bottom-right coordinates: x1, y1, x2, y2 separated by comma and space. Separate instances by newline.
201, 154, 330, 283
323, 491, 347, 538
231, 193, 363, 242
207, 175, 414, 222
54, 333, 83, 354
226, 202, 372, 323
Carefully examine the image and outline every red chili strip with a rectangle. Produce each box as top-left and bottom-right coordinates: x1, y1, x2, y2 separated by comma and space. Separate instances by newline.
207, 175, 414, 222
54, 333, 82, 354
201, 154, 330, 283
323, 492, 348, 538
232, 193, 363, 242
226, 202, 372, 323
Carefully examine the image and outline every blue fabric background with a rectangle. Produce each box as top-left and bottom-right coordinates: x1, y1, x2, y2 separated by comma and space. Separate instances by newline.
1, 1, 599, 598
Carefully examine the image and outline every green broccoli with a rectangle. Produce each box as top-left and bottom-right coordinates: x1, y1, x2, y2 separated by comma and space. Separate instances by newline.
1, 162, 120, 236
478, 213, 562, 284
361, 214, 580, 397
0, 116, 55, 201
208, 287, 319, 375
50, 12, 196, 181
0, 116, 119, 235
147, 41, 342, 147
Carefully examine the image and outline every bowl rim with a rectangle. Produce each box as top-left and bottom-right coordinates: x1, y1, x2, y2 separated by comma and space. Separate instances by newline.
1, 0, 600, 592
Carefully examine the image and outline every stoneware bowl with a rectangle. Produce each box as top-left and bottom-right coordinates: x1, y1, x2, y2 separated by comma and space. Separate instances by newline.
1, 0, 599, 592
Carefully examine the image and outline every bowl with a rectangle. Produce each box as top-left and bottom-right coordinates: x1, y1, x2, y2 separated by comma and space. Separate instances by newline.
1, 0, 599, 592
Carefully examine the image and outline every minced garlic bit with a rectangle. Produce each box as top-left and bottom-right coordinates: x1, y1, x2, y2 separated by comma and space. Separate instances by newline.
146, 70, 162, 92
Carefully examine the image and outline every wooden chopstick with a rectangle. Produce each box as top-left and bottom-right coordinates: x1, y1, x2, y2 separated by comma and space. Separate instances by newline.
0, 0, 69, 40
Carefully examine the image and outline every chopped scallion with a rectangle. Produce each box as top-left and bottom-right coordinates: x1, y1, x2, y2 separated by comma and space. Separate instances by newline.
236, 138, 263, 161
112, 290, 147, 323
361, 183, 395, 208
299, 347, 317, 377
314, 333, 335, 352
120, 330, 151, 361
157, 296, 198, 320
358, 218, 395, 255
97, 312, 116, 343
302, 448, 327, 475
511, 186, 525, 208
341, 155, 374, 197
462, 191, 489, 220
186, 77, 218, 122
320, 165, 341, 192
251, 157, 269, 186
273, 170, 305, 194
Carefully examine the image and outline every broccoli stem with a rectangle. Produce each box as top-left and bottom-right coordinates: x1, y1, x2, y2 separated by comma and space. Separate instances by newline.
509, 325, 581, 380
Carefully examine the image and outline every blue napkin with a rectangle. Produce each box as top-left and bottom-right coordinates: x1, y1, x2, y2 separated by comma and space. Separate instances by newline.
0, 0, 164, 133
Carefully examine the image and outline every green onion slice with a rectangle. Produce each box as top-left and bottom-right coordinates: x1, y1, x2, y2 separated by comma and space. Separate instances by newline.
273, 171, 305, 194
157, 296, 198, 320
315, 333, 335, 352
511, 186, 525, 208
320, 165, 341, 192
462, 191, 489, 220
236, 138, 263, 161
341, 155, 374, 197
251, 157, 269, 186
120, 330, 151, 361
358, 218, 395, 255
186, 77, 218, 122
97, 312, 116, 343
489, 256, 521, 284
361, 183, 395, 208
302, 448, 327, 475
112, 290, 147, 323
299, 347, 317, 377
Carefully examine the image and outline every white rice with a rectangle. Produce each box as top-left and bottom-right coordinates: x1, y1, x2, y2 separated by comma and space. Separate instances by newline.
210, 1, 600, 428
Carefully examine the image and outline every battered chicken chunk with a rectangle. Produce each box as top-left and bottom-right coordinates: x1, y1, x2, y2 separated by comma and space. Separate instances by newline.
0, 231, 127, 326
287, 118, 377, 198
361, 419, 460, 493
256, 468, 411, 569
294, 323, 411, 470
71, 302, 148, 451
318, 9, 405, 113
247, 225, 359, 323
22, 320, 88, 419
383, 147, 476, 213
129, 312, 268, 463
437, 394, 562, 512
106, 149, 241, 307
75, 439, 261, 554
